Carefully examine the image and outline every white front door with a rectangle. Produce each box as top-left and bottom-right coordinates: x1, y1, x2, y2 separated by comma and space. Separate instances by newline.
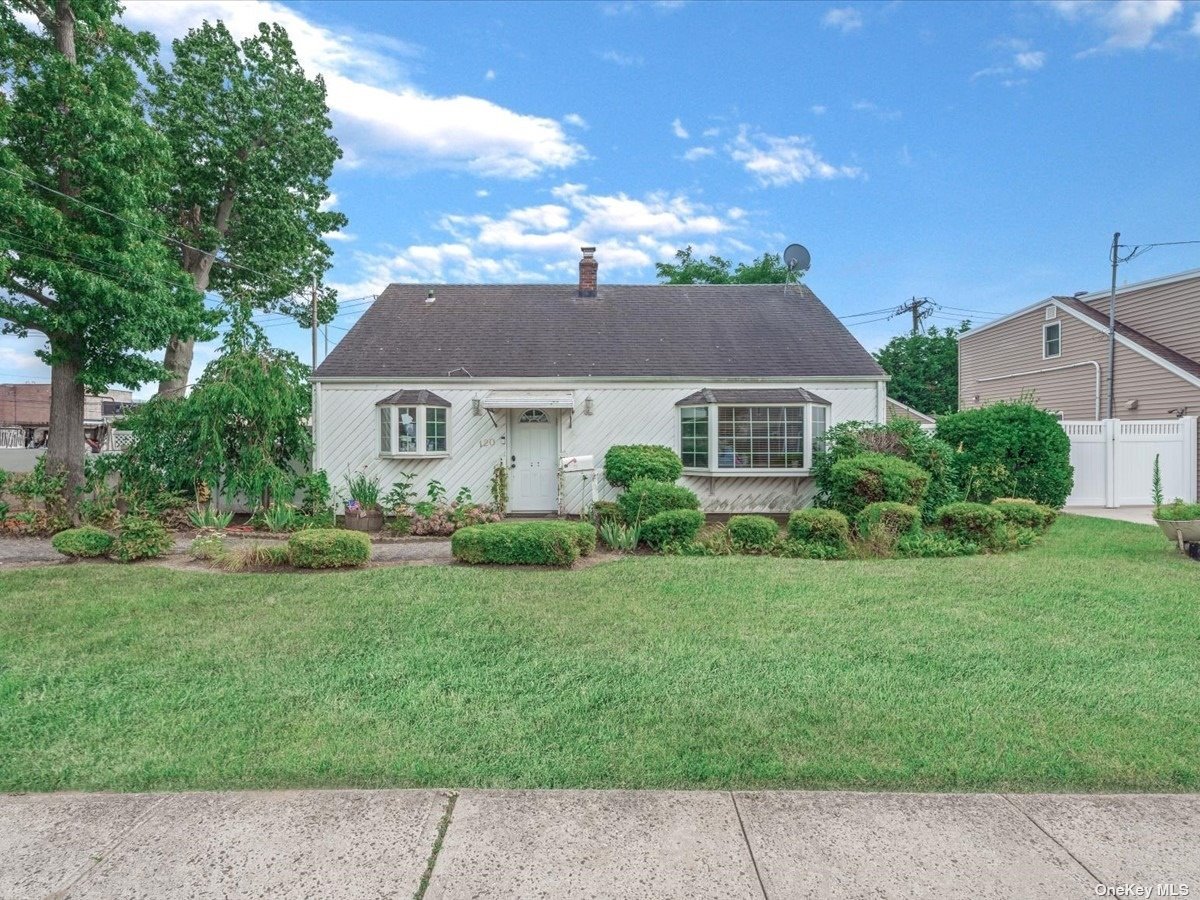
510, 409, 558, 512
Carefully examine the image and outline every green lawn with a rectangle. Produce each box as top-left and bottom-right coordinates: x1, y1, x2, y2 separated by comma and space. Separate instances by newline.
1, 515, 1197, 794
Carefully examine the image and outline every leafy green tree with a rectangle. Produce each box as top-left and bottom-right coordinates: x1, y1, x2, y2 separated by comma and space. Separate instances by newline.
873, 323, 970, 416
118, 313, 313, 508
150, 20, 346, 397
655, 246, 790, 284
0, 0, 212, 509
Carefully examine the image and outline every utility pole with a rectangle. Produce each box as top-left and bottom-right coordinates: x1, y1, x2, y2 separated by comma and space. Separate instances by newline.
310, 278, 318, 371
1107, 231, 1119, 420
895, 296, 933, 335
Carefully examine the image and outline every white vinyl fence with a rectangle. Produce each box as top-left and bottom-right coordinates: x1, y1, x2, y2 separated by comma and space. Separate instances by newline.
1062, 417, 1198, 508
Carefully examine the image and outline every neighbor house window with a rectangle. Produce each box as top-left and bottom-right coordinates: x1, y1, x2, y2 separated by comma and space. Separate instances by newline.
680, 406, 709, 468
1043, 322, 1061, 359
376, 391, 450, 457
677, 392, 830, 473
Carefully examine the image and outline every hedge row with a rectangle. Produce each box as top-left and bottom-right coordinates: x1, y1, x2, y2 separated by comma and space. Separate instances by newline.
452, 521, 597, 566
51, 519, 173, 563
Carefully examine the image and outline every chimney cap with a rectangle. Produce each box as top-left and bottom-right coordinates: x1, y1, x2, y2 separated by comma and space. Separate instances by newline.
580, 246, 596, 256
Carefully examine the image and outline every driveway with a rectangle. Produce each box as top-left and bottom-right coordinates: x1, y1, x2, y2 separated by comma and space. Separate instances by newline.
1066, 505, 1158, 526
3, 789, 1196, 899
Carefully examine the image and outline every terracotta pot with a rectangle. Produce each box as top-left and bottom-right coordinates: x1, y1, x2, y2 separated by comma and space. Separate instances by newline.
344, 508, 383, 533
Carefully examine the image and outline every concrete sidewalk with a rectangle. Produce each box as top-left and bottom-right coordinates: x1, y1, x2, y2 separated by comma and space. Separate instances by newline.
2, 790, 1197, 899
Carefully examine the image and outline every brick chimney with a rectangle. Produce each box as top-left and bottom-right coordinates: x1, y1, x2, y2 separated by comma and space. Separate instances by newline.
578, 246, 597, 298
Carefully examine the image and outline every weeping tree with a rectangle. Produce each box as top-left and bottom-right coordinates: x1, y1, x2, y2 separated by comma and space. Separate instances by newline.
150, 20, 346, 397
118, 313, 312, 508
0, 0, 213, 511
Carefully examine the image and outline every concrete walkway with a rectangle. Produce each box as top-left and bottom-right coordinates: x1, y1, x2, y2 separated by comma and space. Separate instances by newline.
3, 790, 1196, 899
1066, 505, 1158, 525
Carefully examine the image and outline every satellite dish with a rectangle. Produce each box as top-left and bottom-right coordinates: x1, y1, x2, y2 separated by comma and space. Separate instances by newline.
783, 243, 811, 273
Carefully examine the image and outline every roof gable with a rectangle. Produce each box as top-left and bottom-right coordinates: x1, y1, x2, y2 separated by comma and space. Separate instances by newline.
314, 283, 884, 380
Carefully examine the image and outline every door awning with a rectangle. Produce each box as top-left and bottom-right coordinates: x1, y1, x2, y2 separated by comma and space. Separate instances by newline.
480, 390, 575, 410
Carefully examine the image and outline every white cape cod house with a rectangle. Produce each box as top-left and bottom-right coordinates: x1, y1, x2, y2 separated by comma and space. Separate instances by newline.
312, 248, 888, 514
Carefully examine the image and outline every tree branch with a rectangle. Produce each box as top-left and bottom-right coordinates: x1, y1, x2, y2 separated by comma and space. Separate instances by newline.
2, 274, 56, 310
12, 0, 53, 29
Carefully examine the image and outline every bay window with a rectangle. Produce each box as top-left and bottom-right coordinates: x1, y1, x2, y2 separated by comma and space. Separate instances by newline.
676, 388, 831, 473
376, 390, 451, 457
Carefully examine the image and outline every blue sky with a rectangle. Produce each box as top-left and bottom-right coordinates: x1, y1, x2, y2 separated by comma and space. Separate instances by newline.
4, 0, 1200, 388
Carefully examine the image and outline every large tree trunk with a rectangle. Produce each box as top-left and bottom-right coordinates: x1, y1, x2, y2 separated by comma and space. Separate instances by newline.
47, 351, 85, 520
157, 190, 236, 398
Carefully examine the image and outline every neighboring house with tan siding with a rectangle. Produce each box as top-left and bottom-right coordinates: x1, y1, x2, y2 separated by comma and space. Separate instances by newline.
958, 269, 1200, 501
886, 397, 935, 426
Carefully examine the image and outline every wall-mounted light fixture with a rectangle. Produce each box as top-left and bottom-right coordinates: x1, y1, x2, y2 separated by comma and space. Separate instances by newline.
583, 397, 594, 416
472, 398, 482, 416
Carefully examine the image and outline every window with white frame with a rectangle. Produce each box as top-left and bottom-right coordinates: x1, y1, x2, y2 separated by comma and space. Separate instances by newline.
1043, 321, 1061, 359
377, 399, 449, 457
678, 399, 830, 472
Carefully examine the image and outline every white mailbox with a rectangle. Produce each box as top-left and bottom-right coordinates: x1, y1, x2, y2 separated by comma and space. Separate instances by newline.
560, 454, 594, 473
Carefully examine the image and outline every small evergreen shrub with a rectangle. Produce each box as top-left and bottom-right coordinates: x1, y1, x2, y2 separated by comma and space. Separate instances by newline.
189, 532, 226, 560
51, 526, 114, 558
591, 500, 623, 526
855, 501, 921, 539
603, 445, 683, 488
726, 515, 779, 552
111, 518, 173, 562
935, 502, 1007, 551
617, 479, 700, 524
640, 509, 705, 550
451, 521, 594, 566
991, 498, 1057, 533
288, 528, 371, 568
827, 452, 930, 518
787, 508, 851, 552
936, 401, 1073, 507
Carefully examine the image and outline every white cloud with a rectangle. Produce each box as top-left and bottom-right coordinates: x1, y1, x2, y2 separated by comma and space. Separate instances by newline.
822, 7, 863, 32
318, 192, 339, 211
682, 146, 715, 161
728, 126, 862, 187
811, 104, 827, 115
702, 126, 721, 137
851, 99, 902, 121
1045, 0, 1183, 53
475, 189, 490, 198
331, 185, 743, 293
563, 113, 588, 129
0, 341, 48, 379
484, 69, 496, 81
121, 0, 585, 179
599, 49, 644, 66
1015, 50, 1047, 69
671, 118, 690, 139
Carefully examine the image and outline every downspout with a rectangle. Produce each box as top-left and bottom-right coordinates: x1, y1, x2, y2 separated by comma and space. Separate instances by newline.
976, 360, 1102, 420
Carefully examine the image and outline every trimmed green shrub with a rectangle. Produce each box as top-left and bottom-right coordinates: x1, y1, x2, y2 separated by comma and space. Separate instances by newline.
640, 509, 705, 550
51, 526, 114, 558
727, 515, 779, 552
617, 478, 700, 524
111, 518, 173, 562
451, 521, 594, 566
604, 444, 683, 488
288, 528, 371, 569
813, 419, 961, 523
991, 498, 1057, 533
936, 401, 1073, 507
826, 452, 930, 518
787, 508, 852, 552
855, 502, 921, 539
591, 500, 622, 526
936, 502, 1006, 550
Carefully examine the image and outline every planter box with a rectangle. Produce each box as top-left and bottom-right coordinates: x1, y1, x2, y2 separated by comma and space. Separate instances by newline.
344, 509, 383, 533
1155, 517, 1200, 550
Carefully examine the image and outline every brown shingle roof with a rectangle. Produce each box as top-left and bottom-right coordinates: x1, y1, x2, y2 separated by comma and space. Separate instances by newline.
1055, 296, 1200, 382
675, 387, 830, 406
375, 389, 451, 407
315, 283, 884, 380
